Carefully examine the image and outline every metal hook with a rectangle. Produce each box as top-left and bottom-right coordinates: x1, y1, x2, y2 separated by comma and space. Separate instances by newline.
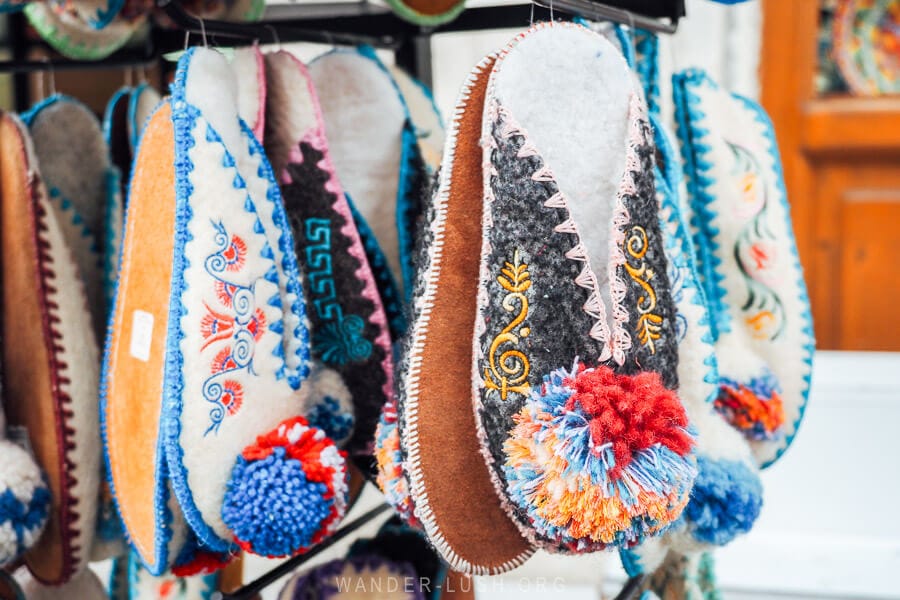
530, 0, 535, 25
264, 23, 281, 51
549, 0, 554, 21
39, 57, 56, 99
199, 15, 208, 47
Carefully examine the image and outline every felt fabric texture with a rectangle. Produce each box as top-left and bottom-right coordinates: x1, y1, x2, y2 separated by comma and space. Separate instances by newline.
473, 23, 687, 552
232, 45, 266, 142
24, 1, 141, 60
166, 48, 347, 557
102, 100, 189, 574
279, 554, 424, 600
310, 48, 427, 302
384, 0, 464, 26
673, 68, 815, 467
0, 112, 99, 584
263, 50, 393, 465
397, 52, 533, 575
387, 65, 444, 174
25, 94, 112, 340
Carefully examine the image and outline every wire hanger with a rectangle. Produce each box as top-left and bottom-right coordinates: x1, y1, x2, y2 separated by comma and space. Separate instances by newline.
532, 0, 679, 33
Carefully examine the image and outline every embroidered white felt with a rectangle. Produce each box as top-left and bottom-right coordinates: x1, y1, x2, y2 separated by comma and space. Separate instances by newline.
168, 48, 312, 547
231, 45, 266, 141
9, 114, 100, 581
387, 65, 444, 173
484, 22, 638, 363
183, 48, 306, 378
309, 50, 406, 292
675, 70, 814, 467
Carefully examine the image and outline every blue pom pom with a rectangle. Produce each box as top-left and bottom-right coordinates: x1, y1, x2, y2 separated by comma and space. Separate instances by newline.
683, 456, 763, 546
0, 440, 51, 566
306, 396, 354, 445
223, 446, 335, 557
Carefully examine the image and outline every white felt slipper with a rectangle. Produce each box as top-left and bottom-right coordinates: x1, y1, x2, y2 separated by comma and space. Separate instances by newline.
25, 94, 111, 339
310, 47, 427, 310
0, 112, 99, 584
387, 65, 445, 175
232, 45, 266, 142
674, 68, 815, 467
164, 48, 347, 558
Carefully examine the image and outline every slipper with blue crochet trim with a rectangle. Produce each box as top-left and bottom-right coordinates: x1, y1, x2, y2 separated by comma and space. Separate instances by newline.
102, 98, 195, 574
163, 48, 347, 559
24, 94, 111, 339
262, 49, 393, 465
471, 22, 694, 555
0, 111, 100, 584
673, 68, 815, 467
393, 50, 534, 574
108, 548, 220, 600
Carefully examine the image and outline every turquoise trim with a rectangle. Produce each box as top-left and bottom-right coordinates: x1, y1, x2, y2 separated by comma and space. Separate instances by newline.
672, 68, 815, 467
672, 69, 729, 339
90, 0, 125, 29
99, 98, 177, 575
651, 113, 720, 398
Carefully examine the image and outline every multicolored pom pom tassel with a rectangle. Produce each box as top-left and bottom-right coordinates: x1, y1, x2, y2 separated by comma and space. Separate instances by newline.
715, 370, 785, 441
0, 440, 51, 567
374, 399, 419, 528
222, 416, 348, 558
503, 364, 696, 551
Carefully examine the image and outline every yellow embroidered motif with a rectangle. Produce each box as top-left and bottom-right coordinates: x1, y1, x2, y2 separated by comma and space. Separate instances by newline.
624, 226, 663, 353
484, 249, 532, 400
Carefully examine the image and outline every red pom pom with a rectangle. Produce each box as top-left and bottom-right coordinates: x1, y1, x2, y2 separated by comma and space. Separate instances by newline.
171, 550, 233, 577
565, 366, 692, 478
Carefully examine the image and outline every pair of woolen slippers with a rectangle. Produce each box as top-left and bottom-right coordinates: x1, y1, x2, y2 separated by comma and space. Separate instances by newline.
102, 45, 406, 576
380, 21, 813, 576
